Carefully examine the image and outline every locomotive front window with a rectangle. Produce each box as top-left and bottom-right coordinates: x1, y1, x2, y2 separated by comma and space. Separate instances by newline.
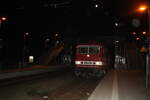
78, 46, 99, 54
78, 47, 88, 54
89, 47, 99, 54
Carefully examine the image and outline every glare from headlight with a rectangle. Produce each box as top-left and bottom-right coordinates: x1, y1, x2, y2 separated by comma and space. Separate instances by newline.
95, 61, 103, 65
75, 61, 81, 65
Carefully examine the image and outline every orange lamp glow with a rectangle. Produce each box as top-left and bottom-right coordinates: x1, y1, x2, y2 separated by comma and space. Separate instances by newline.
142, 31, 147, 35
138, 5, 147, 12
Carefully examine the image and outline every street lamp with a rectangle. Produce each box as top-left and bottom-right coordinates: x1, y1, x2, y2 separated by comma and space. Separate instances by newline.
0, 17, 7, 29
1, 17, 6, 21
138, 5, 147, 12
132, 32, 137, 35
95, 4, 98, 8
22, 32, 29, 67
138, 4, 150, 88
55, 33, 58, 37
136, 37, 140, 41
0, 17, 7, 69
142, 31, 147, 35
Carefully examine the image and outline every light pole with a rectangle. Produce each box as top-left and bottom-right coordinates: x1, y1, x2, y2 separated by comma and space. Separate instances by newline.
147, 2, 150, 88
0, 17, 7, 38
0, 17, 7, 30
22, 32, 29, 67
138, 3, 150, 88
0, 17, 7, 69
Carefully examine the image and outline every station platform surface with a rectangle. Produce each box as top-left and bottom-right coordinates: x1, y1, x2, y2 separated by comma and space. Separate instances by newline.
0, 65, 70, 80
88, 69, 150, 100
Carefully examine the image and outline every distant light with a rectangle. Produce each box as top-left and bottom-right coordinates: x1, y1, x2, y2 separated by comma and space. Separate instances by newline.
95, 4, 98, 8
139, 7, 146, 11
25, 32, 29, 35
142, 31, 146, 35
55, 33, 58, 37
56, 41, 59, 44
46, 38, 50, 41
29, 56, 34, 63
1, 17, 7, 21
136, 37, 140, 40
115, 40, 119, 43
45, 38, 50, 42
138, 5, 147, 12
132, 32, 136, 35
42, 96, 49, 99
114, 22, 119, 27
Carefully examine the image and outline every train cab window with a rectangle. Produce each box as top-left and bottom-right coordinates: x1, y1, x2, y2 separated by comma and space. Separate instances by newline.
78, 47, 88, 54
89, 46, 99, 54
77, 46, 100, 54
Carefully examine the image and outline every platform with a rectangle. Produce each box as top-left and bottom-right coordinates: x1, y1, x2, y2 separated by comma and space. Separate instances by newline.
0, 65, 69, 80
88, 69, 150, 100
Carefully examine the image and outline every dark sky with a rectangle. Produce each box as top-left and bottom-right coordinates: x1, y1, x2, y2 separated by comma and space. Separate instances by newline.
0, 0, 148, 19
0, 0, 148, 37
0, 0, 148, 14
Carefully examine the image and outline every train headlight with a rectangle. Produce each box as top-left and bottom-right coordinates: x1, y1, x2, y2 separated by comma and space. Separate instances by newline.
75, 61, 81, 65
95, 61, 103, 65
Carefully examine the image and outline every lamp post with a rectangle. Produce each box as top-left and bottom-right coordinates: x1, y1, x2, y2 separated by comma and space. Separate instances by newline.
0, 17, 7, 69
147, 3, 150, 88
22, 32, 29, 67
138, 3, 150, 88
0, 17, 7, 29
0, 17, 7, 37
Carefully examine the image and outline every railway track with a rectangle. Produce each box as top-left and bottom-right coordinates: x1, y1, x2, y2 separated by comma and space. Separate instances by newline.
0, 68, 102, 100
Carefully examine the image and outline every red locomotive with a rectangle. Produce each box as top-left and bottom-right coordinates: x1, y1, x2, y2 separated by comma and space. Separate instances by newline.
74, 42, 109, 77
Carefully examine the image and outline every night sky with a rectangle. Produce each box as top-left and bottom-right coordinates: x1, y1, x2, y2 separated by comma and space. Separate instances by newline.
0, 0, 148, 34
